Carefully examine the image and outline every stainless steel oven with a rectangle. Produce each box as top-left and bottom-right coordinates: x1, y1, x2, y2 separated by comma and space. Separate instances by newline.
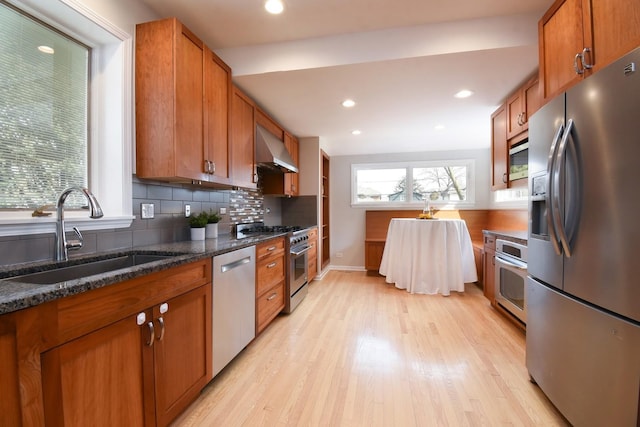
284, 230, 310, 313
495, 239, 528, 324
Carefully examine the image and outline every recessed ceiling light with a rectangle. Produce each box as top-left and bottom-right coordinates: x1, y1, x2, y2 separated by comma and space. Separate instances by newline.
342, 99, 356, 108
351, 130, 361, 135
265, 0, 284, 14
434, 124, 445, 131
38, 45, 54, 54
454, 89, 473, 98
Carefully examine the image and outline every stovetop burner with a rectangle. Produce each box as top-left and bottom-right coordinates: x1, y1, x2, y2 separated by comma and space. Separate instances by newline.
236, 222, 304, 239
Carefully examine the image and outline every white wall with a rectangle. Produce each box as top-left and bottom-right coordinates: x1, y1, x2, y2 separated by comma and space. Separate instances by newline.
330, 148, 491, 270
73, 0, 158, 34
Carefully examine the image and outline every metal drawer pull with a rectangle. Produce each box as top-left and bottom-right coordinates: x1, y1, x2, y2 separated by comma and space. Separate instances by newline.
146, 321, 155, 347
267, 262, 277, 268
267, 292, 278, 301
267, 246, 277, 251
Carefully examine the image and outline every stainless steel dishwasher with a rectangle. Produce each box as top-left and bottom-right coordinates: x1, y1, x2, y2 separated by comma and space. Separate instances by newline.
212, 246, 256, 377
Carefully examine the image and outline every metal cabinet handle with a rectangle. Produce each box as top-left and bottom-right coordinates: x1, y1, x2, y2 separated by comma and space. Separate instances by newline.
155, 317, 165, 341
210, 161, 215, 174
267, 262, 277, 268
574, 52, 584, 74
580, 47, 593, 70
267, 246, 276, 252
267, 292, 278, 301
146, 321, 155, 347
502, 173, 507, 184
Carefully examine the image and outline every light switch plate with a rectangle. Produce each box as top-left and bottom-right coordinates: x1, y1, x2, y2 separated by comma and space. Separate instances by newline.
141, 203, 154, 219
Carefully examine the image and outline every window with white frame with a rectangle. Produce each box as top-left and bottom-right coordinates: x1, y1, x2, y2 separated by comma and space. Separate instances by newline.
0, 0, 134, 236
352, 160, 475, 207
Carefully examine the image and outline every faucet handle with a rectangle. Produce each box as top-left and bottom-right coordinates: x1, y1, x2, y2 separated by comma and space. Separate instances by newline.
66, 227, 84, 251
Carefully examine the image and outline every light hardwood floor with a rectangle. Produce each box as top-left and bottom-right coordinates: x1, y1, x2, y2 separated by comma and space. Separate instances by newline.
172, 271, 568, 426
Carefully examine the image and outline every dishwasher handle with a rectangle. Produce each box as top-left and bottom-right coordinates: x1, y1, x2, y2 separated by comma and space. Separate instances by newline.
220, 256, 252, 273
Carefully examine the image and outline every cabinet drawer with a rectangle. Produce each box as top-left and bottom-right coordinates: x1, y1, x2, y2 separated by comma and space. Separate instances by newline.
256, 281, 285, 334
484, 235, 496, 251
308, 227, 318, 240
256, 255, 285, 296
256, 238, 285, 261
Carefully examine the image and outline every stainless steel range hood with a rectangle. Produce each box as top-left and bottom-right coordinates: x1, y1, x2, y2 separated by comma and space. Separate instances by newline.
255, 125, 298, 173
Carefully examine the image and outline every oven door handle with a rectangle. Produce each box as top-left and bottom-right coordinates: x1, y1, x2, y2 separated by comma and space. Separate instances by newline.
290, 245, 310, 256
495, 255, 527, 270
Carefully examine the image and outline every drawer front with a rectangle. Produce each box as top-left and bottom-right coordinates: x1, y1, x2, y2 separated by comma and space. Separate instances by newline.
484, 235, 496, 250
308, 227, 318, 240
256, 238, 285, 261
256, 281, 285, 333
257, 255, 285, 296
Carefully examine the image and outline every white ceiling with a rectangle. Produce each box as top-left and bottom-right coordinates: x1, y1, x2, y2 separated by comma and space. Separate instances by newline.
138, 0, 554, 156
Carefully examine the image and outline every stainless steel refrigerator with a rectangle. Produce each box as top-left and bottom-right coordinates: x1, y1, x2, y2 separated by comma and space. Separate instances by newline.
527, 47, 640, 426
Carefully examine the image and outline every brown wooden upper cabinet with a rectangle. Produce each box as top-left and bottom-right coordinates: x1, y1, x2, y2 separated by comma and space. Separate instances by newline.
539, 0, 640, 101
490, 104, 508, 191
283, 132, 299, 196
136, 18, 232, 187
506, 75, 541, 140
230, 85, 258, 189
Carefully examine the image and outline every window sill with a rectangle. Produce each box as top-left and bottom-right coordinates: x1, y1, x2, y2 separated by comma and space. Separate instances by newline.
0, 215, 134, 237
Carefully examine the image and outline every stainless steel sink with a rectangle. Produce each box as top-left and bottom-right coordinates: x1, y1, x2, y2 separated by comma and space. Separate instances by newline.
6, 254, 177, 285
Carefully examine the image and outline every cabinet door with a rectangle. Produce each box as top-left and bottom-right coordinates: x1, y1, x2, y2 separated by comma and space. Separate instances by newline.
204, 48, 231, 184
41, 313, 153, 427
153, 285, 212, 427
283, 133, 299, 196
490, 104, 508, 190
590, 0, 640, 73
523, 77, 541, 123
230, 86, 257, 188
505, 91, 523, 140
483, 251, 496, 304
174, 24, 206, 181
539, 0, 590, 100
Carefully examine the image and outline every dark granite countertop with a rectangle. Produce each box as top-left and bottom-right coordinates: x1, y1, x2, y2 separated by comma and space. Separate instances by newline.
482, 229, 528, 245
0, 232, 288, 315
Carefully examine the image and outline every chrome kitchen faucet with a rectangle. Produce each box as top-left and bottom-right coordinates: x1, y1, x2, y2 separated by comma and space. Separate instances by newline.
55, 187, 104, 262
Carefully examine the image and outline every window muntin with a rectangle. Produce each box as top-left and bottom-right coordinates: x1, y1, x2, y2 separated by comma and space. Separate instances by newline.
0, 2, 90, 209
352, 160, 475, 207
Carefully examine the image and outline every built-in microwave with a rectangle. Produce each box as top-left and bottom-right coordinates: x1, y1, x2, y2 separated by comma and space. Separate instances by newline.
509, 140, 528, 181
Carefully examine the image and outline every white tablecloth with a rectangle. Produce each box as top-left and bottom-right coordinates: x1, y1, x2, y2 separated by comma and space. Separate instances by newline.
379, 218, 478, 295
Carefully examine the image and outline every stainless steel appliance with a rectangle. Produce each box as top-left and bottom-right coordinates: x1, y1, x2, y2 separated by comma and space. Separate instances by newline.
284, 228, 310, 314
527, 47, 640, 426
508, 140, 528, 181
494, 239, 527, 324
236, 223, 311, 313
212, 246, 256, 377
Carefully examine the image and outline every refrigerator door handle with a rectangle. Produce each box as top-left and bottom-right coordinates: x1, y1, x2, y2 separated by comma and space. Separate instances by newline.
547, 123, 565, 255
554, 119, 575, 257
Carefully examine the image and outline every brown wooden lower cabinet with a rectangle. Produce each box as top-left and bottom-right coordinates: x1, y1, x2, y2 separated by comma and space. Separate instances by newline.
307, 227, 318, 281
256, 238, 286, 335
2, 259, 212, 427
483, 235, 496, 305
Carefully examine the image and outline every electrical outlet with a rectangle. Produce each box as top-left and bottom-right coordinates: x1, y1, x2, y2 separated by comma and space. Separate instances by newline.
219, 207, 226, 214
185, 204, 191, 217
141, 203, 154, 219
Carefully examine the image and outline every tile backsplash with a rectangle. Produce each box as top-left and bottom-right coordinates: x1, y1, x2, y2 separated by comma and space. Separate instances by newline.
0, 176, 265, 266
